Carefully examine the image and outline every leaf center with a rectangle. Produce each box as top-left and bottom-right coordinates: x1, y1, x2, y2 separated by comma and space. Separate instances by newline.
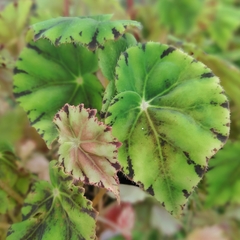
140, 100, 149, 111
53, 188, 60, 198
76, 77, 84, 85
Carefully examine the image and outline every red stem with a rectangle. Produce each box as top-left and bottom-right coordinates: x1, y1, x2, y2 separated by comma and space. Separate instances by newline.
64, 0, 70, 16
127, 0, 134, 10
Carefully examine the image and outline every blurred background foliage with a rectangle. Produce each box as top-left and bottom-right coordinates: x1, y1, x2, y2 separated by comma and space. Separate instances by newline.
0, 0, 240, 239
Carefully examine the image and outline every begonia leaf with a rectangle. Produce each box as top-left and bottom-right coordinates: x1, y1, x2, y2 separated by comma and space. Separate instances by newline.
7, 160, 97, 240
53, 104, 121, 199
105, 42, 230, 217
31, 15, 141, 50
13, 39, 103, 147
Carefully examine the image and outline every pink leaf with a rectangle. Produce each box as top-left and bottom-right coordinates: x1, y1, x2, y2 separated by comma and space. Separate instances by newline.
53, 103, 122, 199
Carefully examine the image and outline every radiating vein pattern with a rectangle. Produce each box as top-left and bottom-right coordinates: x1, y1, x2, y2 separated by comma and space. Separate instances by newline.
13, 39, 104, 146
53, 104, 121, 199
105, 42, 230, 216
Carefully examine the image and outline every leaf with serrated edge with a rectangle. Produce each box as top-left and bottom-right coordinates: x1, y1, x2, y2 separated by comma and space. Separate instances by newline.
7, 160, 97, 240
13, 39, 104, 147
105, 42, 230, 217
31, 15, 141, 50
53, 104, 121, 199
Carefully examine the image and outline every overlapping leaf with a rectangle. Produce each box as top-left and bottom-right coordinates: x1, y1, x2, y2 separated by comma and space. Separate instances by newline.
0, 142, 30, 214
105, 42, 230, 217
98, 33, 137, 81
53, 104, 121, 198
7, 160, 97, 240
13, 39, 104, 146
31, 14, 141, 50
205, 141, 240, 207
98, 33, 137, 119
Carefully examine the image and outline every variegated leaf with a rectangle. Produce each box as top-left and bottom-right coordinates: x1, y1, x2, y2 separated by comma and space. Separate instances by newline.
53, 104, 121, 199
105, 42, 230, 217
31, 15, 141, 50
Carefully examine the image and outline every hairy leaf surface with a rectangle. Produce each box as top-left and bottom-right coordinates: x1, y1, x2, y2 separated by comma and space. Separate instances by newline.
105, 42, 230, 217
13, 39, 104, 146
31, 15, 141, 50
54, 104, 121, 199
205, 141, 240, 207
7, 160, 97, 240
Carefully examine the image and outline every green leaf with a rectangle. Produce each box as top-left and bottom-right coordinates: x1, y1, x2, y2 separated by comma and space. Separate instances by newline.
7, 160, 97, 240
100, 80, 116, 120
205, 141, 240, 207
53, 104, 121, 199
207, 2, 240, 50
0, 106, 28, 145
168, 39, 240, 139
98, 33, 137, 81
158, 0, 202, 36
0, 0, 33, 46
31, 15, 141, 50
0, 48, 15, 70
13, 39, 104, 147
0, 142, 30, 214
105, 42, 230, 217
99, 34, 137, 120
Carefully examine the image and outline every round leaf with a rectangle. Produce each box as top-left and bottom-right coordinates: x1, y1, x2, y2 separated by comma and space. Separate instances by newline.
7, 161, 97, 240
31, 15, 141, 50
13, 39, 104, 146
53, 104, 121, 199
105, 42, 230, 217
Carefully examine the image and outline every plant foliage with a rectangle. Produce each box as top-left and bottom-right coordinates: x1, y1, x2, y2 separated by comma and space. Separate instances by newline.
54, 104, 121, 199
7, 161, 97, 240
105, 42, 230, 216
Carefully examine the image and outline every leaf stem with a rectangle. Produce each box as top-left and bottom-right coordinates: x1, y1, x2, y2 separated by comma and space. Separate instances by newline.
64, 0, 70, 17
0, 180, 24, 205
126, 0, 134, 11
92, 189, 106, 207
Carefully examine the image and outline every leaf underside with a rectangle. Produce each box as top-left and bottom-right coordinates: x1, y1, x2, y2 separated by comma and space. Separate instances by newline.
105, 42, 230, 217
31, 15, 141, 50
7, 161, 97, 240
54, 104, 121, 199
13, 39, 104, 147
